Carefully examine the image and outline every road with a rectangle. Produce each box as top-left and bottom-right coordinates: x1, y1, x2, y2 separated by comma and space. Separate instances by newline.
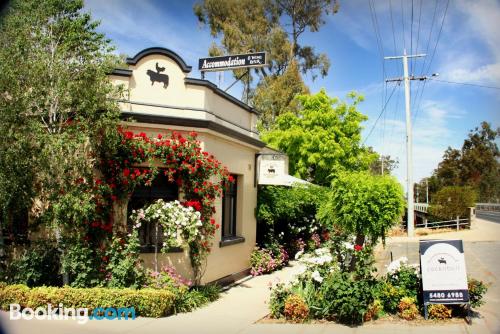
476, 210, 500, 224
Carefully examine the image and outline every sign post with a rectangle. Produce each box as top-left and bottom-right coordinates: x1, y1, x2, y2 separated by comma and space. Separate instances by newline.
419, 239, 471, 322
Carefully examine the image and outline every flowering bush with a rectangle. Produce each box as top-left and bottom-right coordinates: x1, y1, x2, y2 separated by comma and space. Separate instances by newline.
144, 265, 192, 290
250, 246, 288, 276
99, 129, 232, 283
131, 200, 203, 251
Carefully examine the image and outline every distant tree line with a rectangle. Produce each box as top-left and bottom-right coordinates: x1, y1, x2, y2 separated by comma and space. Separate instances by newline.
416, 122, 500, 203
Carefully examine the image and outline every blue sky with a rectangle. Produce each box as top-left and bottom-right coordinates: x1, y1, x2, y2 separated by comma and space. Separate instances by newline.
84, 0, 499, 189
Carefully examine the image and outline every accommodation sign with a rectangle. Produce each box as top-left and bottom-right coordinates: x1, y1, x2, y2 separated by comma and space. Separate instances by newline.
198, 52, 266, 72
419, 239, 469, 304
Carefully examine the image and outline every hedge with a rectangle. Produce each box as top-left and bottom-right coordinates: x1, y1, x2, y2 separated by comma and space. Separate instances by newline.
0, 284, 176, 317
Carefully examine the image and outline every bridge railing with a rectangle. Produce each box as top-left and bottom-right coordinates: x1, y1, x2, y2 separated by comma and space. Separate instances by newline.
414, 203, 429, 213
476, 203, 500, 212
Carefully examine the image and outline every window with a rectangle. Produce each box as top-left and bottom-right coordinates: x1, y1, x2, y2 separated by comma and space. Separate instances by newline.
221, 174, 238, 239
127, 170, 178, 253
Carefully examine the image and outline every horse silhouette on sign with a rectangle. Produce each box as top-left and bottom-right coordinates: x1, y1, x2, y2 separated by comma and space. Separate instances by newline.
146, 62, 169, 88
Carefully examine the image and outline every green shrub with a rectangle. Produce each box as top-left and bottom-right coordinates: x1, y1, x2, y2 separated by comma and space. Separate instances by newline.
256, 185, 329, 252
319, 271, 377, 325
468, 277, 488, 308
173, 284, 221, 313
60, 238, 103, 288
377, 281, 406, 314
364, 299, 383, 321
8, 241, 62, 287
0, 284, 176, 317
105, 231, 146, 289
398, 297, 419, 320
428, 304, 452, 319
429, 186, 477, 220
269, 283, 292, 318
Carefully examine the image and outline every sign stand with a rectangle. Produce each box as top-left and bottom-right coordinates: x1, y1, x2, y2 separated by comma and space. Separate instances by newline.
419, 239, 471, 324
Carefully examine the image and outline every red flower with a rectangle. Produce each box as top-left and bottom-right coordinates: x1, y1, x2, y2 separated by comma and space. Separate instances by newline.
110, 195, 117, 202
354, 244, 363, 252
210, 218, 215, 225
194, 188, 199, 193
215, 224, 220, 229
157, 133, 163, 139
123, 168, 130, 177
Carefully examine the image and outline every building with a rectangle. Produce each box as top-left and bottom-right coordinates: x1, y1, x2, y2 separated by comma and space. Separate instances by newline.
108, 47, 266, 284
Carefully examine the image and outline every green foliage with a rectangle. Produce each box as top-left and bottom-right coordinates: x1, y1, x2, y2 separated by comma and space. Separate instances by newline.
256, 184, 328, 251
0, 283, 220, 317
261, 90, 375, 185
253, 61, 309, 126
173, 284, 221, 313
429, 186, 477, 220
194, 0, 337, 125
468, 277, 488, 308
0, 284, 176, 317
60, 238, 103, 288
104, 231, 146, 289
8, 242, 61, 287
269, 283, 292, 318
318, 171, 404, 245
428, 304, 452, 319
422, 122, 499, 202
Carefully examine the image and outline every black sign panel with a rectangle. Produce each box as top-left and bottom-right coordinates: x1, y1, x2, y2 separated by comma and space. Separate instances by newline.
198, 52, 266, 72
419, 239, 469, 304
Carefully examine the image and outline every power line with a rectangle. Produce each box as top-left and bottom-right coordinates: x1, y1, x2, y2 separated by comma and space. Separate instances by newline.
389, 0, 398, 56
410, 0, 414, 73
428, 78, 500, 90
363, 83, 399, 145
400, 0, 406, 49
424, 0, 450, 75
414, 0, 450, 124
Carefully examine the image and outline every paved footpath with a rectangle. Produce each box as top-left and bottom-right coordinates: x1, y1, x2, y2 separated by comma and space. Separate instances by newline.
1, 218, 499, 334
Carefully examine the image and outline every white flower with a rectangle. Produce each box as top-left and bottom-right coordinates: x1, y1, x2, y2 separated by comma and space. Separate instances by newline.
386, 257, 409, 274
295, 250, 304, 260
311, 270, 323, 283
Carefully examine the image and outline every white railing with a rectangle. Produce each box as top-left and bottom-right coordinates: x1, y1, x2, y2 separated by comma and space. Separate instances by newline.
415, 217, 470, 231
414, 202, 429, 213
476, 203, 500, 212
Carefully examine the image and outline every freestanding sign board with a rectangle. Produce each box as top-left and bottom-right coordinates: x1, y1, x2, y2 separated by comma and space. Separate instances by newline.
419, 239, 470, 319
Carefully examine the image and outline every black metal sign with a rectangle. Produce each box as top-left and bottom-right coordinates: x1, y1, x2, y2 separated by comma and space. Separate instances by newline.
419, 239, 470, 319
198, 52, 266, 72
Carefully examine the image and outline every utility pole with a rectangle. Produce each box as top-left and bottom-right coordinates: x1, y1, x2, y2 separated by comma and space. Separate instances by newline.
381, 156, 384, 175
426, 178, 429, 204
385, 49, 426, 237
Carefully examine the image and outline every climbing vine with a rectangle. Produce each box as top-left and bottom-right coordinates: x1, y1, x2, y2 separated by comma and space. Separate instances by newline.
97, 128, 231, 282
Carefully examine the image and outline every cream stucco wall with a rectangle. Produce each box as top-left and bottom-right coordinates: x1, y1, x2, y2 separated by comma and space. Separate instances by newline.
108, 48, 263, 284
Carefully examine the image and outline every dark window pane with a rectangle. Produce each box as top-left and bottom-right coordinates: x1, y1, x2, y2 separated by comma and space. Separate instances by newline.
222, 174, 237, 239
